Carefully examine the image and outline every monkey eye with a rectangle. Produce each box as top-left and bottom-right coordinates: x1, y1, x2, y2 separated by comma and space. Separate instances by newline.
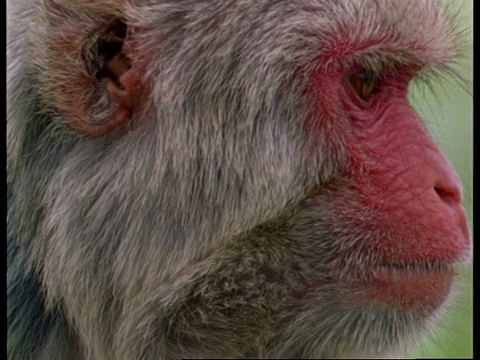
349, 70, 378, 101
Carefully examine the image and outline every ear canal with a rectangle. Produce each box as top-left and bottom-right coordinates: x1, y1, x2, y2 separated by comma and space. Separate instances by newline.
85, 19, 130, 88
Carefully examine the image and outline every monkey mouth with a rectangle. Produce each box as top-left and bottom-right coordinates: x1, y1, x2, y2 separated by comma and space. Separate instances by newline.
367, 262, 457, 310
379, 261, 457, 273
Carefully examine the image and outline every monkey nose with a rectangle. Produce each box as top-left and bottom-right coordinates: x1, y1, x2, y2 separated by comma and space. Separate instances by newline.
431, 178, 471, 246
433, 182, 462, 206
426, 146, 464, 207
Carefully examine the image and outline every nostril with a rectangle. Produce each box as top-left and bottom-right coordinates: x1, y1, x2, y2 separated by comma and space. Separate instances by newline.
434, 185, 461, 206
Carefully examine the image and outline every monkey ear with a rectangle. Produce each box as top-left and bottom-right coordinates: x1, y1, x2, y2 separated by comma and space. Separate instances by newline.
44, 3, 146, 138
77, 18, 145, 137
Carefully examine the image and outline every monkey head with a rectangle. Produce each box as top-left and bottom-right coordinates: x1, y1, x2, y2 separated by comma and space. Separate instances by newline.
7, 0, 472, 359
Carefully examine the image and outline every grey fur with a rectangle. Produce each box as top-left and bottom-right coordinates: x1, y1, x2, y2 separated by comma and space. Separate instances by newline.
7, 0, 468, 359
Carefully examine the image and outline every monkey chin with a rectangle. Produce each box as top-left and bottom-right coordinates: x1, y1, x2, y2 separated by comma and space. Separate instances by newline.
336, 348, 411, 359
367, 264, 456, 313
317, 264, 460, 358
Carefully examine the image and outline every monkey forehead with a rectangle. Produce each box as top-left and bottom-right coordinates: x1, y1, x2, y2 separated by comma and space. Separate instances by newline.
128, 0, 463, 84
316, 0, 460, 71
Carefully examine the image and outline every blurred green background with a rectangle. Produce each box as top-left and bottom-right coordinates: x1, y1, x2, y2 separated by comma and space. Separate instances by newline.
408, 0, 473, 358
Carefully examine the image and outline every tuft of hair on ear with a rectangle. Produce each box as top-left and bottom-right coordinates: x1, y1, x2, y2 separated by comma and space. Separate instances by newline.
37, 0, 144, 138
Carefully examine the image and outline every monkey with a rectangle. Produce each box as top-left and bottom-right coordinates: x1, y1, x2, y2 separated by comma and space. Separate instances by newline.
7, 0, 472, 359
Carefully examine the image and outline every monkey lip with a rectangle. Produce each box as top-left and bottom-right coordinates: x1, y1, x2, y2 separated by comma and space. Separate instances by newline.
367, 262, 457, 309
